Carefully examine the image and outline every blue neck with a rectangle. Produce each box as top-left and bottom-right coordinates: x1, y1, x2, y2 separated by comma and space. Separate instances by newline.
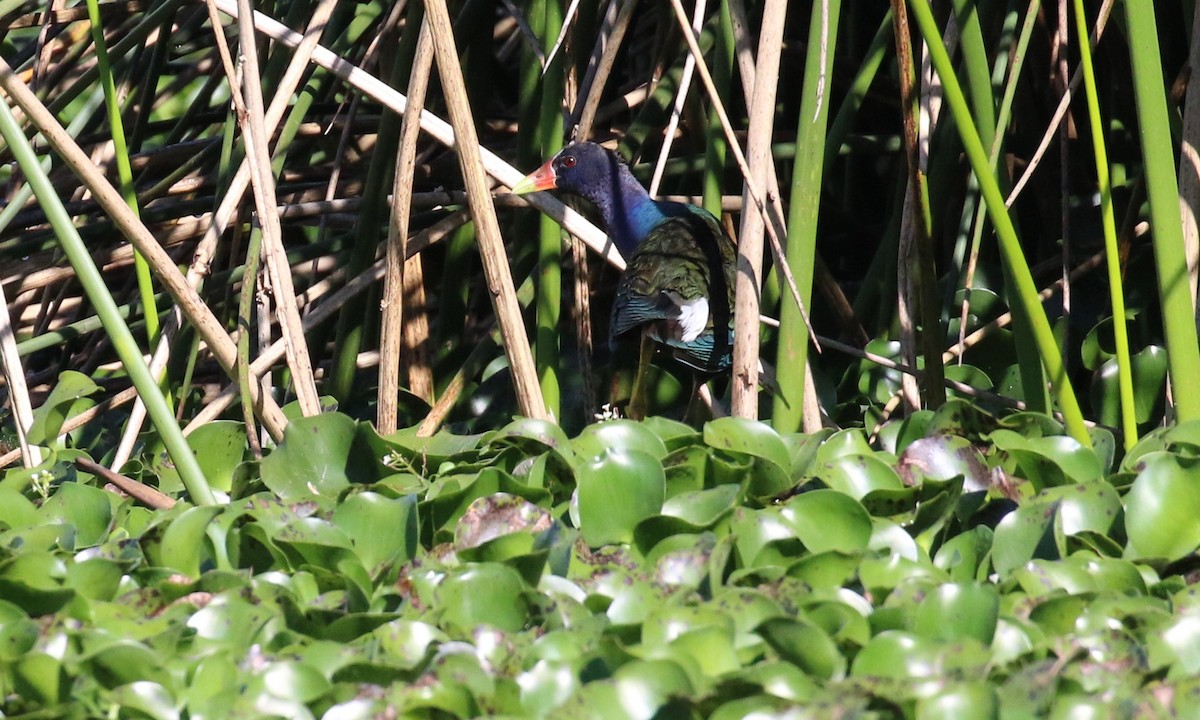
579, 163, 669, 258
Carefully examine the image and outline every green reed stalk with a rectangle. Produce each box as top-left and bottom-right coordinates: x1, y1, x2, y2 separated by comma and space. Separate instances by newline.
907, 0, 1090, 446
1072, 0, 1135, 449
1123, 0, 1200, 424
0, 100, 214, 503
774, 0, 843, 432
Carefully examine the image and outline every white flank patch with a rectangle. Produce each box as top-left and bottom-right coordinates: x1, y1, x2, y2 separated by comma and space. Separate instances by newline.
676, 297, 709, 342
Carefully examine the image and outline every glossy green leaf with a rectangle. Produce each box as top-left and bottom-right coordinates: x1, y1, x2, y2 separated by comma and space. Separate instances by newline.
574, 448, 665, 546
573, 419, 668, 461
912, 583, 999, 644
28, 371, 100, 445
917, 682, 997, 720
781, 489, 872, 554
38, 481, 113, 548
151, 420, 246, 495
989, 429, 1103, 488
757, 617, 846, 680
260, 412, 365, 500
332, 491, 419, 573
1124, 452, 1200, 559
897, 435, 991, 490
815, 453, 904, 500
437, 564, 530, 634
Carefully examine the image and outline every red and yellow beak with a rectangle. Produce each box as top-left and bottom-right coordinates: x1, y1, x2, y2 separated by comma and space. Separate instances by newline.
511, 158, 558, 194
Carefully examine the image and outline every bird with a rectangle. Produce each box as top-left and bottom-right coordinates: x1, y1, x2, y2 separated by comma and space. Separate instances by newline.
512, 141, 736, 419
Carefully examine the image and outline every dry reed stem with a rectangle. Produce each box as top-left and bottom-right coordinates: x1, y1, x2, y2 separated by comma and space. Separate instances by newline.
379, 17, 435, 434
423, 0, 547, 420
729, 0, 786, 419
0, 280, 42, 467
76, 456, 175, 510
209, 0, 621, 270
573, 0, 635, 140
184, 209, 475, 433
0, 55, 291, 440
1004, 0, 1114, 207
234, 0, 322, 417
649, 0, 706, 197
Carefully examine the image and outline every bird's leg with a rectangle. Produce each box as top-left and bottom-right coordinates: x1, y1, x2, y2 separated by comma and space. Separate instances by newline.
682, 375, 703, 425
627, 331, 656, 420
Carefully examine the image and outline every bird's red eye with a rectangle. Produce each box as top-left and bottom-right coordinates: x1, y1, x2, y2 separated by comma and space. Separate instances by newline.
561, 155, 577, 168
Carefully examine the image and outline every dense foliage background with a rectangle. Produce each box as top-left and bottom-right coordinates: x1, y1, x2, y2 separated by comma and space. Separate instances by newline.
3, 0, 1200, 716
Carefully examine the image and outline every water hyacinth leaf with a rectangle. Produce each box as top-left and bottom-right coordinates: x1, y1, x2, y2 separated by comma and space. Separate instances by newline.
153, 505, 224, 579
859, 340, 903, 402
871, 517, 922, 561
260, 412, 364, 500
0, 551, 74, 616
710, 694, 819, 720
423, 467, 506, 540
0, 614, 37, 663
437, 563, 530, 634
454, 493, 553, 551
575, 448, 665, 547
332, 491, 418, 573
1091, 346, 1168, 426
859, 554, 948, 595
663, 445, 710, 497
814, 428, 875, 463
107, 682, 178, 720
27, 371, 100, 445
874, 411, 933, 455
38, 481, 113, 548
787, 551, 862, 589
151, 420, 247, 495
944, 364, 993, 396
999, 413, 1065, 438
780, 489, 872, 554
729, 507, 801, 569
487, 417, 571, 456
991, 498, 1059, 578
916, 682, 998, 720
1124, 452, 1200, 559
926, 398, 999, 438
783, 429, 833, 477
0, 487, 37, 530
641, 416, 701, 449
1150, 614, 1200, 677
934, 526, 994, 582
360, 620, 444, 671
851, 631, 941, 678
703, 418, 791, 472
757, 617, 846, 680
1042, 482, 1122, 537
660, 484, 741, 527
376, 426, 484, 468
572, 419, 668, 461
897, 435, 991, 490
642, 606, 739, 677
713, 588, 785, 647
989, 429, 1102, 488
805, 599, 872, 649
13, 651, 68, 706
518, 658, 580, 716
815, 453, 904, 500
81, 640, 169, 689
65, 558, 123, 601
912, 583, 999, 645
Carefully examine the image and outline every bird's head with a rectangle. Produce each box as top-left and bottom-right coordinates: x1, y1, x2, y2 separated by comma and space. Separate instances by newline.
511, 142, 626, 201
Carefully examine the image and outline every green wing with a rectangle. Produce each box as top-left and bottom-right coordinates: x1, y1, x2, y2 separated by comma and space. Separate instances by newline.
609, 206, 736, 370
